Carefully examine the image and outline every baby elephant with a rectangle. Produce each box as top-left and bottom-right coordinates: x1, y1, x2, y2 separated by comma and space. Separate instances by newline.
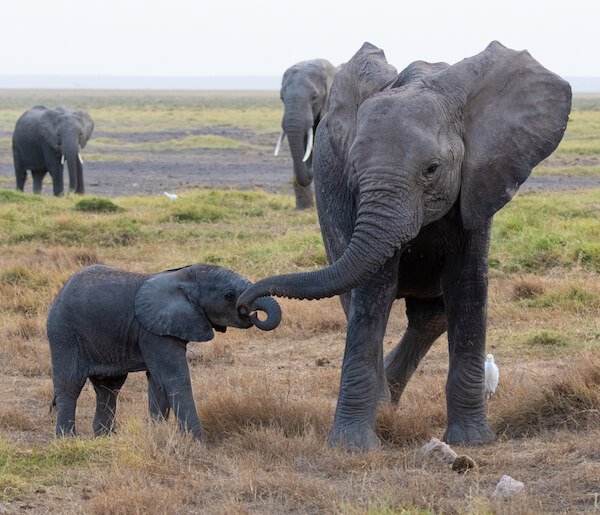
47, 264, 281, 438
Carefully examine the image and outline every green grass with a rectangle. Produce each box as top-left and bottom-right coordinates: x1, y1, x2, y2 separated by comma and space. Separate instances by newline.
0, 90, 282, 133
0, 437, 110, 500
74, 197, 122, 213
490, 189, 600, 273
0, 187, 598, 278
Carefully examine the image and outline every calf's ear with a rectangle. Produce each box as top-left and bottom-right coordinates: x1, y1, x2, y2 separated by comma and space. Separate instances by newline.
134, 267, 214, 342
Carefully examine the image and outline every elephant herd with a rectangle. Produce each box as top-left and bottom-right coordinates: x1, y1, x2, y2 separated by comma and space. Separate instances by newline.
26, 41, 573, 451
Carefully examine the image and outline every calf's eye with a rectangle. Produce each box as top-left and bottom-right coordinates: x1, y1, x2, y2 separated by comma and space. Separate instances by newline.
224, 291, 236, 302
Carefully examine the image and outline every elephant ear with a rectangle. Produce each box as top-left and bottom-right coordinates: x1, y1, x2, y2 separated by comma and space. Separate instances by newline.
324, 42, 398, 157
134, 267, 214, 342
39, 109, 60, 150
428, 41, 571, 229
73, 110, 94, 147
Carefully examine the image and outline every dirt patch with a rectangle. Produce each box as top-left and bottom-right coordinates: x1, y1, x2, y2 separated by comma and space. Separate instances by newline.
1, 127, 599, 197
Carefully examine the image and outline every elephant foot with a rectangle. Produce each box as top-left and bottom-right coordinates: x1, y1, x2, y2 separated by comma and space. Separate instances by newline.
327, 424, 380, 452
443, 419, 495, 446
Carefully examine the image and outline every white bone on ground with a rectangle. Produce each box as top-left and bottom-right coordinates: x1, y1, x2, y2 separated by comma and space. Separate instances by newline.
493, 475, 525, 499
420, 437, 458, 464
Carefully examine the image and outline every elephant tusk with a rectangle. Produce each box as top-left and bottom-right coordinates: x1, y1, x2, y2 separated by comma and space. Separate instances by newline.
78, 153, 84, 164
302, 127, 314, 162
61, 155, 65, 165
274, 130, 285, 156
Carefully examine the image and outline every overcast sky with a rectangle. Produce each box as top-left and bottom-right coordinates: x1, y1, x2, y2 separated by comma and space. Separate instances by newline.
2, 0, 599, 78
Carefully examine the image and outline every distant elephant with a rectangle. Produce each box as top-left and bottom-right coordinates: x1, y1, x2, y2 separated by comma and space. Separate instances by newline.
239, 42, 571, 450
13, 106, 94, 196
274, 59, 337, 209
47, 264, 281, 438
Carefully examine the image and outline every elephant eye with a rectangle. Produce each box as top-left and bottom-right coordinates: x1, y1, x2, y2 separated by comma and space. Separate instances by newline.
224, 290, 236, 302
424, 162, 440, 177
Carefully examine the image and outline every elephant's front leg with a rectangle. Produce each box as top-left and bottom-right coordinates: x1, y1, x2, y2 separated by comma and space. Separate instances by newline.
32, 170, 46, 194
140, 335, 202, 439
442, 222, 495, 445
146, 371, 170, 421
328, 261, 398, 451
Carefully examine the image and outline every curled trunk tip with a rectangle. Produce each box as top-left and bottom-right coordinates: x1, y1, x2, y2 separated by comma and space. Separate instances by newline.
247, 296, 282, 331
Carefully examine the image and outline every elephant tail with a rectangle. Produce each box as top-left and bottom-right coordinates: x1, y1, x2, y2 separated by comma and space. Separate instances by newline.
49, 395, 56, 414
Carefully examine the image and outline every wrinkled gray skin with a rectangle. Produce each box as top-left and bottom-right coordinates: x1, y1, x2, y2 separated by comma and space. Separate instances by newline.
47, 264, 281, 438
13, 106, 94, 196
278, 59, 337, 209
239, 42, 571, 451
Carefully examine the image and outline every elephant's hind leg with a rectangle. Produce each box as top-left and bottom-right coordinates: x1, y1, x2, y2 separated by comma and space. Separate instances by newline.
53, 377, 86, 437
385, 296, 447, 404
146, 371, 170, 422
90, 374, 128, 436
14, 153, 27, 191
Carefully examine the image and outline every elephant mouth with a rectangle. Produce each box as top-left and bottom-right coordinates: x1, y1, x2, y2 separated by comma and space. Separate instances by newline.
212, 323, 227, 333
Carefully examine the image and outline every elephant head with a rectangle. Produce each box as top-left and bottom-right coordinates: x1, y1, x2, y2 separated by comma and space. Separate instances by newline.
135, 265, 281, 342
275, 59, 337, 187
238, 41, 571, 308
41, 107, 94, 194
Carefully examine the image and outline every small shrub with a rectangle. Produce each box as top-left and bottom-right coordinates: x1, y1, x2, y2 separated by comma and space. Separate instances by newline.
169, 205, 226, 223
525, 330, 569, 347
74, 197, 122, 213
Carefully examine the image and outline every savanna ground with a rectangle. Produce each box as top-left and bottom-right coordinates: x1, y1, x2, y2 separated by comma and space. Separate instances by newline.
0, 90, 598, 513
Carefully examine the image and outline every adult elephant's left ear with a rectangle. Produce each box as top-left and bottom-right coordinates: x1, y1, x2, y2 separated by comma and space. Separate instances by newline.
134, 268, 214, 342
427, 41, 572, 229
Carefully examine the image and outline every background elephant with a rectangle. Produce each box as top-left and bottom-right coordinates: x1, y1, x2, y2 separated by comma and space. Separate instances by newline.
239, 42, 571, 450
47, 264, 281, 438
274, 59, 337, 209
13, 106, 94, 196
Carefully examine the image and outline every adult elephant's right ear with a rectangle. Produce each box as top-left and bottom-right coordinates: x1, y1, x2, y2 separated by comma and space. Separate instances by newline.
323, 42, 398, 158
134, 268, 214, 342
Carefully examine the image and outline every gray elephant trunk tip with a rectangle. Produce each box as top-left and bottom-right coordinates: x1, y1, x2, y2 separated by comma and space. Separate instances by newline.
247, 296, 282, 331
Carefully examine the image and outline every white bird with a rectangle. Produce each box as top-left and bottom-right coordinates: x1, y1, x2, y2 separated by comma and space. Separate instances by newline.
163, 191, 178, 200
485, 354, 499, 400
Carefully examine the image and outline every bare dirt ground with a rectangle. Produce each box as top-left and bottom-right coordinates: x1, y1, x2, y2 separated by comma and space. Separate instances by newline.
2, 127, 600, 197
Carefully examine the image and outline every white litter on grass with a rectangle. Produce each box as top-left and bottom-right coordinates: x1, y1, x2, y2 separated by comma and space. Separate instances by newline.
163, 191, 178, 200
420, 437, 458, 464
485, 354, 499, 400
493, 475, 525, 499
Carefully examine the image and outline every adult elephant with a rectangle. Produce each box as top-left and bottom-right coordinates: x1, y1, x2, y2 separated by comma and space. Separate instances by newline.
13, 106, 94, 196
274, 59, 337, 209
239, 42, 571, 450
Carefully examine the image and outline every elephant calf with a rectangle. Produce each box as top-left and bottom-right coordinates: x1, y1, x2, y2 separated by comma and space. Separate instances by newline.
47, 264, 281, 438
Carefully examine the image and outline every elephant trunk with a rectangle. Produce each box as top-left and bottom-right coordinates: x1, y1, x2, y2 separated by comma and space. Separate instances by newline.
283, 105, 313, 187
248, 296, 282, 331
62, 139, 80, 194
237, 179, 422, 309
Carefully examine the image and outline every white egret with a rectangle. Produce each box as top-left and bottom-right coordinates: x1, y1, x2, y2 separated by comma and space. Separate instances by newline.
485, 354, 499, 400
163, 191, 178, 200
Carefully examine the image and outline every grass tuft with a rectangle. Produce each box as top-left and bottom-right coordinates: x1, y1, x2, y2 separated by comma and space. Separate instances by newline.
525, 330, 570, 347
494, 352, 600, 437
74, 197, 123, 213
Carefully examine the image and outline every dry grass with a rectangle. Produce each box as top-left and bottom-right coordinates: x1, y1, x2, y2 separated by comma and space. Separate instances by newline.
0, 188, 598, 511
